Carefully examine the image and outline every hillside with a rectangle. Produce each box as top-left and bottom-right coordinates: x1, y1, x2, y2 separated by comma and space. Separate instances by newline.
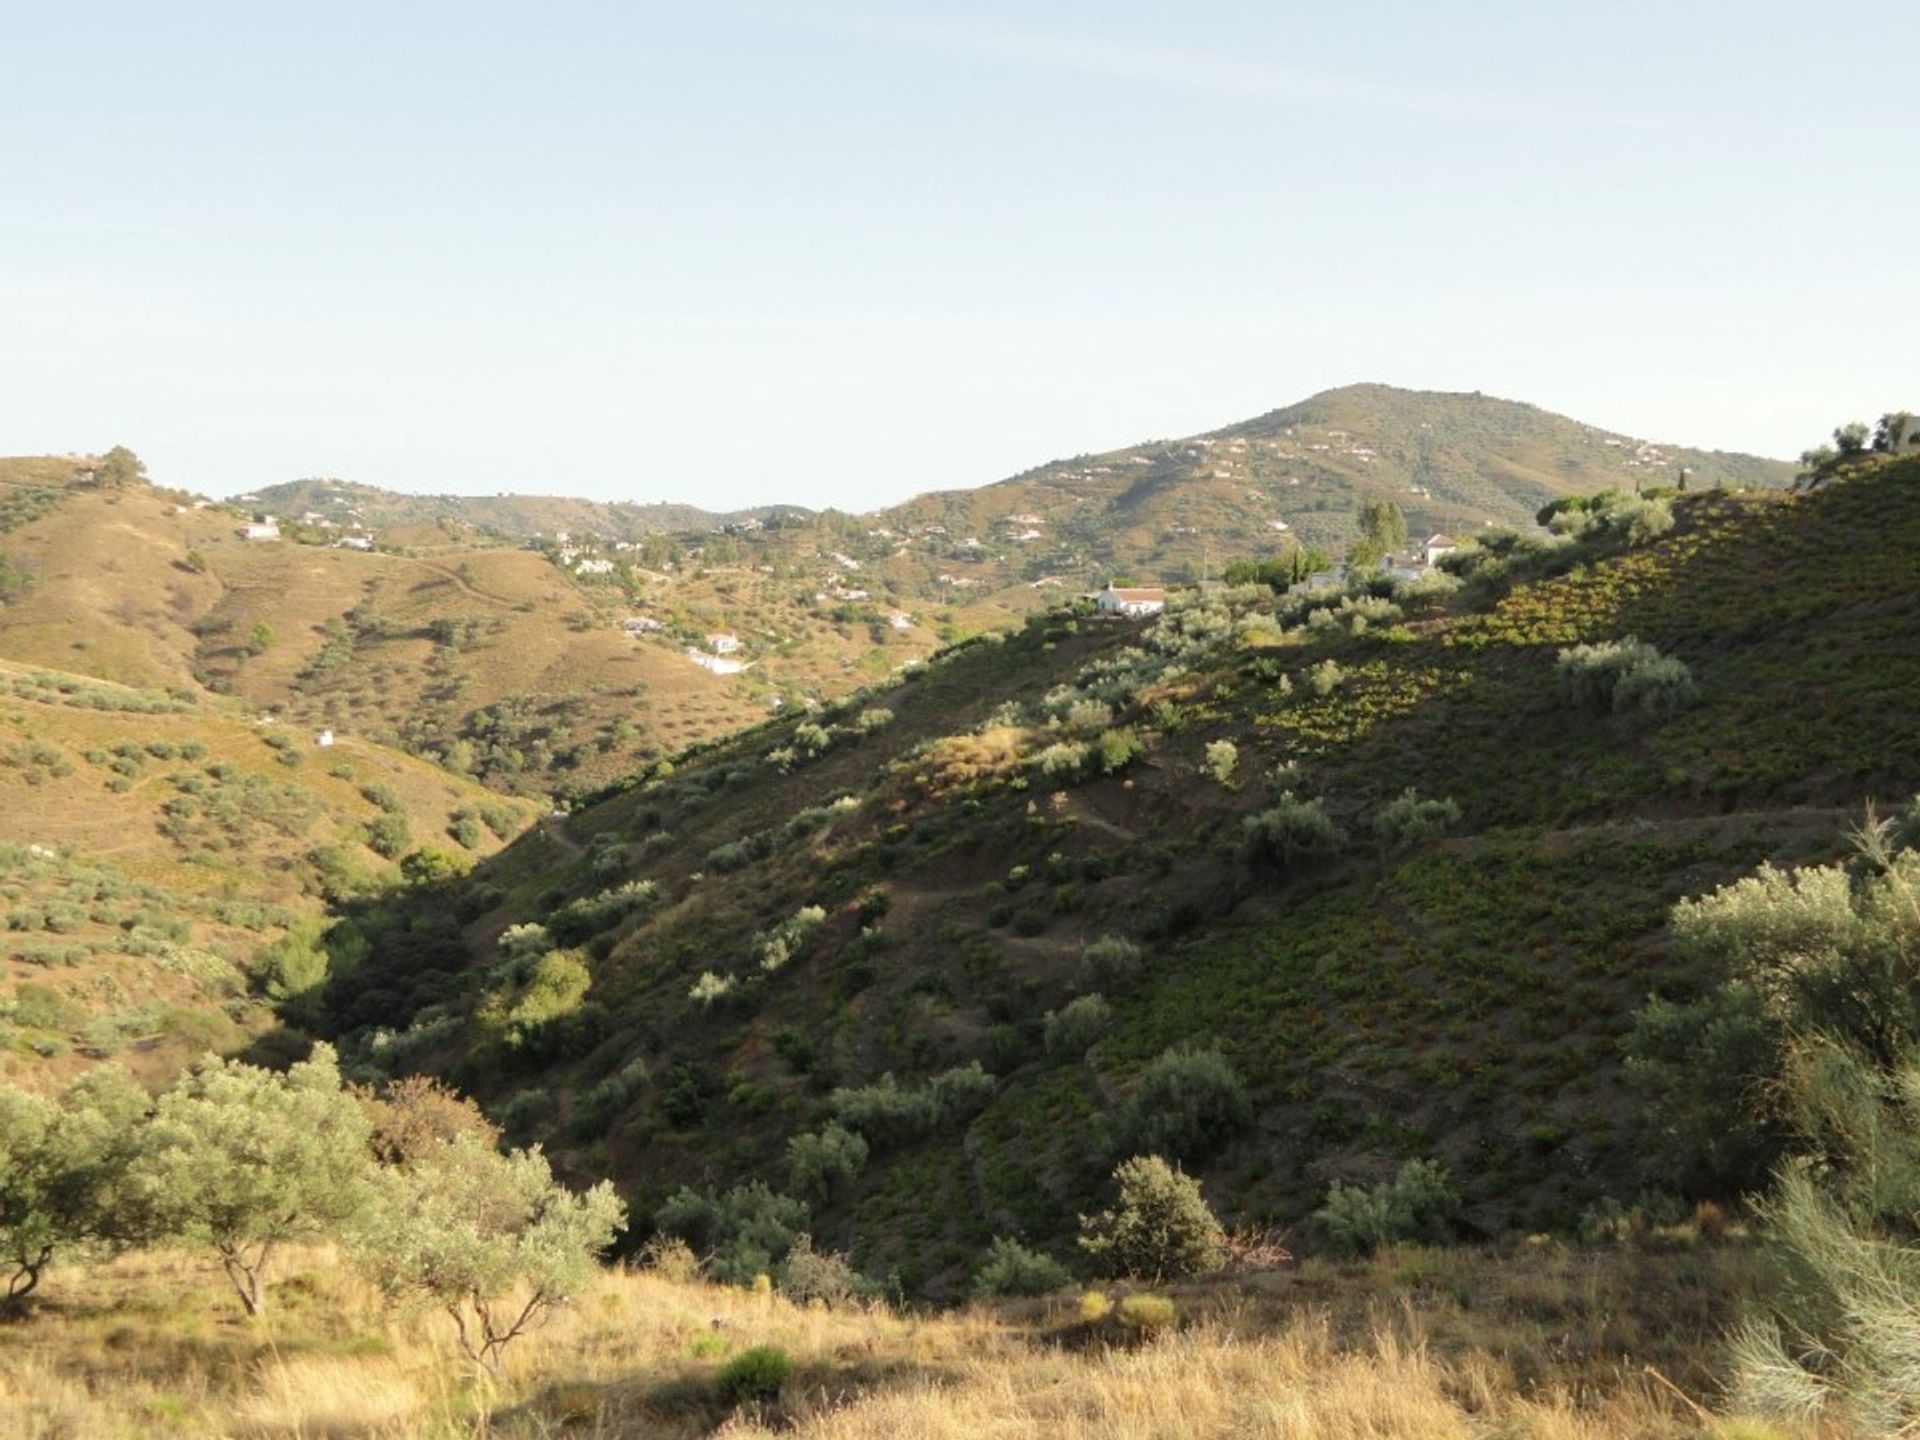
872, 384, 1794, 589
306, 456, 1917, 1293
0, 657, 533, 1094
0, 469, 950, 797
247, 478, 809, 546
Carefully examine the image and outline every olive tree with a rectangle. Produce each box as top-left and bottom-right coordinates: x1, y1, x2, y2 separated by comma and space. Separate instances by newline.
130, 1044, 370, 1316
0, 1066, 148, 1308
1079, 1155, 1224, 1281
353, 1134, 625, 1373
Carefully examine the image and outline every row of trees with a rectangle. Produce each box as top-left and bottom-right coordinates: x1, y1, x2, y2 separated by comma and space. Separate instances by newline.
0, 1051, 622, 1372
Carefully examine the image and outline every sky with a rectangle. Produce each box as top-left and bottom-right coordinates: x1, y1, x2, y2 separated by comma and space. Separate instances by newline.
2, 1, 1915, 511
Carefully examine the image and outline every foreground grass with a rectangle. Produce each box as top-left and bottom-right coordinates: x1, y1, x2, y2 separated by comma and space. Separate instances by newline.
0, 1242, 1804, 1439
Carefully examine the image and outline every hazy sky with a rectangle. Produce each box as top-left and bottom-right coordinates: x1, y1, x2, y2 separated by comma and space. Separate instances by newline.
3, 2, 1914, 510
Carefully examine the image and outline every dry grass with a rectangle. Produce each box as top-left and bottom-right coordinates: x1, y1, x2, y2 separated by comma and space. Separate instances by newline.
0, 1244, 1809, 1440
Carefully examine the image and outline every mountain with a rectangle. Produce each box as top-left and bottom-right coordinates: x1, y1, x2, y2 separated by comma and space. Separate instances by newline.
870, 383, 1794, 587
301, 453, 1916, 1292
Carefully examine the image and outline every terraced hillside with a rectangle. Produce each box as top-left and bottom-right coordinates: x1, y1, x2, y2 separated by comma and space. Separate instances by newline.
0, 657, 534, 1094
309, 456, 1913, 1293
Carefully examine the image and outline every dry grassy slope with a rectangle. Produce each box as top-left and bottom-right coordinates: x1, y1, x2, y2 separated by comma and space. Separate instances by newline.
0, 658, 532, 1093
0, 476, 930, 794
361, 460, 1917, 1289
1, 1240, 1762, 1439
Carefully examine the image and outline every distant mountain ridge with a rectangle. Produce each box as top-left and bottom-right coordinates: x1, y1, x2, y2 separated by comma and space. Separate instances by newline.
244, 478, 811, 545
241, 386, 1792, 564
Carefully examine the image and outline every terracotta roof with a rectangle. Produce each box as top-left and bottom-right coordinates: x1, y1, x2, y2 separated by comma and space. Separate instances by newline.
1104, 586, 1166, 601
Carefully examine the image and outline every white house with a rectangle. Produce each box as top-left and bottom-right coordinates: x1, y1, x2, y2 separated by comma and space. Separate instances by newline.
1889, 412, 1920, 455
335, 535, 373, 551
1095, 585, 1167, 618
1421, 533, 1459, 565
886, 610, 913, 631
315, 729, 335, 748
686, 648, 749, 675
706, 633, 741, 655
237, 519, 280, 542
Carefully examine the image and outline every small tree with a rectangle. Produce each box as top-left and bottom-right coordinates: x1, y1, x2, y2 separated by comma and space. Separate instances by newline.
786, 1122, 869, 1200
0, 1066, 148, 1308
1079, 1155, 1225, 1281
1044, 994, 1112, 1058
354, 1134, 624, 1373
131, 1044, 370, 1316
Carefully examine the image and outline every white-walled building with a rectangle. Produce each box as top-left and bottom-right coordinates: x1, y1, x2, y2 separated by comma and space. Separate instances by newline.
1094, 585, 1167, 618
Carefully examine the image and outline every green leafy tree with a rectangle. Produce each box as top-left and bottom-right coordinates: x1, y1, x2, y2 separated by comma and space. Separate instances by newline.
0, 1067, 148, 1308
1358, 498, 1408, 556
352, 1133, 624, 1374
129, 1044, 370, 1316
1118, 1046, 1252, 1165
96, 445, 146, 487
1078, 1155, 1224, 1281
786, 1122, 869, 1201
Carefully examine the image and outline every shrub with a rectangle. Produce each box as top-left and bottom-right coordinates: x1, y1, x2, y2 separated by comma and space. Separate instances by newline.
1305, 659, 1345, 696
1203, 740, 1238, 785
1079, 1156, 1225, 1281
1118, 1047, 1252, 1165
1093, 728, 1143, 775
716, 1346, 793, 1405
1316, 1159, 1461, 1256
638, 1235, 701, 1283
656, 1181, 809, 1285
1239, 795, 1347, 872
786, 1122, 869, 1200
1033, 740, 1091, 779
1371, 788, 1462, 857
1116, 1292, 1178, 1333
1082, 935, 1145, 991
781, 1235, 865, 1306
972, 1237, 1070, 1299
1044, 994, 1112, 1058
688, 971, 736, 1007
1555, 636, 1697, 717
363, 812, 412, 860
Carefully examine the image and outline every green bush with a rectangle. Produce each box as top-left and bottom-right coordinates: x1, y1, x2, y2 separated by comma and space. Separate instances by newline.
1371, 788, 1462, 857
1079, 1155, 1224, 1281
1316, 1159, 1461, 1256
1239, 795, 1347, 872
1044, 994, 1112, 1058
715, 1345, 793, 1405
1082, 935, 1145, 991
1555, 636, 1697, 717
1118, 1047, 1252, 1165
655, 1181, 809, 1285
972, 1237, 1070, 1299
786, 1122, 869, 1200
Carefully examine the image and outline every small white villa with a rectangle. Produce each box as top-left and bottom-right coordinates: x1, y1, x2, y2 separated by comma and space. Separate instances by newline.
1095, 585, 1167, 618
1889, 413, 1920, 455
706, 633, 742, 655
1421, 533, 1459, 565
236, 519, 281, 542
